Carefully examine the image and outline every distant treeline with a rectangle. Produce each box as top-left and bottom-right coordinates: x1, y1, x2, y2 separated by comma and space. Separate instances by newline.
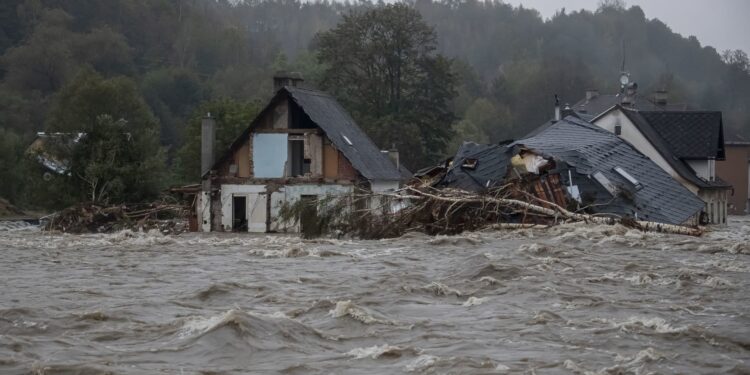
0, 0, 748, 209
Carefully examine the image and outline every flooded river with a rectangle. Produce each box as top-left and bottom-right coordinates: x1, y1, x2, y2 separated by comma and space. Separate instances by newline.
1, 218, 749, 374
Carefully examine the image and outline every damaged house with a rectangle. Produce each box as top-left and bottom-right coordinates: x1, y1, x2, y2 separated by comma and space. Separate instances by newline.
592, 106, 730, 224
438, 116, 705, 226
197, 74, 404, 232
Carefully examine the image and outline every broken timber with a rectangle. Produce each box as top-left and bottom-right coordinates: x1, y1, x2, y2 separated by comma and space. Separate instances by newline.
390, 186, 702, 236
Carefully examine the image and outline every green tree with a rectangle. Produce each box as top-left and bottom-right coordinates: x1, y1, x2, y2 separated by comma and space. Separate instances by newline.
47, 70, 157, 133
46, 71, 166, 203
0, 129, 31, 204
447, 119, 489, 155
174, 99, 262, 183
314, 3, 457, 168
141, 67, 207, 146
1, 8, 75, 95
67, 115, 165, 203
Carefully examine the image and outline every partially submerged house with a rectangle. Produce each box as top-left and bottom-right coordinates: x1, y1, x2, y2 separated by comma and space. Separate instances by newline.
198, 74, 404, 232
591, 106, 730, 224
436, 116, 705, 226
717, 130, 750, 214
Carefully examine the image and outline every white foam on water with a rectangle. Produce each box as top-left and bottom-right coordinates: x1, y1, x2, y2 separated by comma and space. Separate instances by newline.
0, 221, 38, 232
493, 363, 511, 373
462, 296, 487, 307
701, 276, 734, 288
565, 347, 666, 375
615, 316, 688, 334
427, 234, 482, 246
478, 276, 500, 285
404, 354, 438, 372
329, 300, 390, 325
345, 344, 404, 359
179, 310, 238, 338
423, 282, 463, 297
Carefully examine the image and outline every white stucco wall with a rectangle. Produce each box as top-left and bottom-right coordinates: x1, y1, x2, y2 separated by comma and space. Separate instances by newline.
198, 191, 211, 232
219, 184, 267, 232
593, 111, 699, 195
687, 160, 710, 181
269, 184, 354, 233
370, 180, 400, 193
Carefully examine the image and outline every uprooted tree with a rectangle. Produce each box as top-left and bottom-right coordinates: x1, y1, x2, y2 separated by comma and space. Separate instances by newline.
279, 186, 703, 239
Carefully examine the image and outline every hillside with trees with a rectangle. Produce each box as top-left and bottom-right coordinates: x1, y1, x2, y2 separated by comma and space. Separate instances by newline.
1, 0, 748, 210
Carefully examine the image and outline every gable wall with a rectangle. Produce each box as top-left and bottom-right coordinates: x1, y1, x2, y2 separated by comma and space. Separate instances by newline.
593, 110, 699, 194
214, 96, 360, 183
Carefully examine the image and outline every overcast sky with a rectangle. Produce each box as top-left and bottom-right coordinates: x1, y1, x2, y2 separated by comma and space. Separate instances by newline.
512, 0, 750, 54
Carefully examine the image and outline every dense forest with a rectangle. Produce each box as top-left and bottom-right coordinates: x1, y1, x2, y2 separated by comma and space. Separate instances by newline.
1, 0, 748, 210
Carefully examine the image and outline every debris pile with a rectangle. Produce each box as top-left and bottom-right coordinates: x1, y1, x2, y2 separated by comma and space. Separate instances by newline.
45, 201, 189, 234
282, 184, 702, 240
286, 117, 706, 239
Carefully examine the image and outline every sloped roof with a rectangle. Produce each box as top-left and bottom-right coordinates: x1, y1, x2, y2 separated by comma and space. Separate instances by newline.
285, 87, 401, 181
513, 116, 705, 225
616, 107, 729, 189
725, 128, 750, 145
573, 93, 686, 116
438, 142, 510, 192
638, 111, 725, 159
207, 86, 402, 181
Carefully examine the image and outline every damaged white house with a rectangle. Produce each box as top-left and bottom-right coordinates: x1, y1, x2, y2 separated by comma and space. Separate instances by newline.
197, 73, 405, 232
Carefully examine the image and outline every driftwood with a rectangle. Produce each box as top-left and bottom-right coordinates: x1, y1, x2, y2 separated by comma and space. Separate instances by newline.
45, 201, 189, 234
282, 185, 703, 238
401, 186, 703, 236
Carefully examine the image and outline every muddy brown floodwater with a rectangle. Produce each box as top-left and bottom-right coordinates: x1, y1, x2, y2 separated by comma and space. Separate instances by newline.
1, 218, 749, 374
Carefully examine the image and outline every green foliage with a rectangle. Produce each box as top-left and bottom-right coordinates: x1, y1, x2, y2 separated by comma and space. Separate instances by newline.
0, 0, 749, 210
46, 72, 166, 204
0, 129, 30, 204
67, 115, 166, 203
47, 70, 158, 133
314, 3, 457, 169
174, 98, 262, 183
141, 67, 207, 146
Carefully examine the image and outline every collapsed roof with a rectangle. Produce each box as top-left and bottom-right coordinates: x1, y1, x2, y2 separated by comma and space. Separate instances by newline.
438, 117, 705, 225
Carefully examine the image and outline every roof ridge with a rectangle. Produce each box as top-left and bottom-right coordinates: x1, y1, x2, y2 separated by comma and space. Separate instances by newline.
638, 109, 721, 115
283, 86, 333, 98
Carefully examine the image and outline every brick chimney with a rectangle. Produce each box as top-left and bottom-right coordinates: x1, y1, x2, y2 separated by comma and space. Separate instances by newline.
273, 71, 304, 92
585, 89, 599, 101
653, 89, 668, 106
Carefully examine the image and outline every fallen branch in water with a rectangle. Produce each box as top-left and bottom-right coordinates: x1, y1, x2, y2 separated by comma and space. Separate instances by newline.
44, 201, 190, 234
278, 185, 703, 239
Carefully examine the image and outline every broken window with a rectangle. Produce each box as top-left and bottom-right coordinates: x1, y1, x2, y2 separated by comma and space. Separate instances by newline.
290, 139, 305, 177
613, 167, 643, 190
592, 171, 617, 196
462, 158, 478, 169
253, 134, 287, 178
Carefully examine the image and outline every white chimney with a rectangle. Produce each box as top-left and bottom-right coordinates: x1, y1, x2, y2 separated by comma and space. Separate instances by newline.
201, 113, 216, 177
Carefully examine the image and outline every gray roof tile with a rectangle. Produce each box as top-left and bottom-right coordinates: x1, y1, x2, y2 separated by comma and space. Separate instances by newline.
513, 117, 705, 225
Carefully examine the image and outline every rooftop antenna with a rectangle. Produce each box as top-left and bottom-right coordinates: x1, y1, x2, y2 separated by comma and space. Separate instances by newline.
618, 38, 630, 93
